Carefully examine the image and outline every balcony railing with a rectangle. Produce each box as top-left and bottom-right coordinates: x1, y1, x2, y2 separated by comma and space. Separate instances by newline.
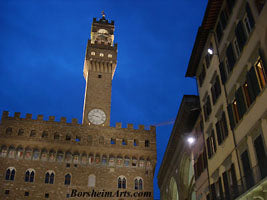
211, 162, 267, 200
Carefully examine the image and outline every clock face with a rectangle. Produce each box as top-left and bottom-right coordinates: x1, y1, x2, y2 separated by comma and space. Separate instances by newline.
88, 109, 106, 125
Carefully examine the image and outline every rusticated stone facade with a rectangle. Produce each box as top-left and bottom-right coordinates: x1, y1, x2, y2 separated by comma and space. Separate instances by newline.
0, 14, 157, 200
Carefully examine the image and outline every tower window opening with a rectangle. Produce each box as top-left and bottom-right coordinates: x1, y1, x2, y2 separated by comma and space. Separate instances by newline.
145, 140, 150, 147
100, 53, 104, 57
122, 139, 127, 146
111, 138, 116, 144
98, 74, 102, 78
75, 136, 81, 142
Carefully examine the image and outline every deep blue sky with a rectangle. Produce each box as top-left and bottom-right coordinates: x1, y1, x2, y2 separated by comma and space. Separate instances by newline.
0, 0, 207, 198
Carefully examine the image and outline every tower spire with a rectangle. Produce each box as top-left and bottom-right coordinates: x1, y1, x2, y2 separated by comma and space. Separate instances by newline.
101, 11, 106, 19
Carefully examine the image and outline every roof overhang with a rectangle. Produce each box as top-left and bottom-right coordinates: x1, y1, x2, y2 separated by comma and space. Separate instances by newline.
185, 0, 224, 77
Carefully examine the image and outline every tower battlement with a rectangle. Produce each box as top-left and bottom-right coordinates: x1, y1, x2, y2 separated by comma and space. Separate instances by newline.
93, 17, 114, 26
1, 111, 155, 133
1, 111, 78, 125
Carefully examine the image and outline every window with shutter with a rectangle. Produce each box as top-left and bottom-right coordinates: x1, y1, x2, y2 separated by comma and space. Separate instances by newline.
220, 10, 228, 29
211, 183, 217, 200
216, 122, 222, 145
230, 164, 238, 198
232, 100, 240, 124
219, 62, 227, 84
216, 24, 223, 42
235, 87, 247, 119
246, 71, 256, 103
226, 0, 236, 13
242, 82, 252, 108
235, 21, 247, 52
227, 104, 235, 130
211, 130, 217, 153
255, 58, 267, 89
254, 135, 267, 178
226, 43, 236, 71
223, 171, 231, 199
248, 66, 261, 98
222, 112, 228, 137
259, 49, 267, 75
246, 3, 255, 29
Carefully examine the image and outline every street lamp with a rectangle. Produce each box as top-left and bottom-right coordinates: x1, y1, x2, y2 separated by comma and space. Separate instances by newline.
207, 48, 214, 55
187, 137, 195, 145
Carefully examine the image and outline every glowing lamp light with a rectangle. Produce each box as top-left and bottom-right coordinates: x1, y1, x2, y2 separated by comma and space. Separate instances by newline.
187, 137, 195, 145
207, 48, 214, 55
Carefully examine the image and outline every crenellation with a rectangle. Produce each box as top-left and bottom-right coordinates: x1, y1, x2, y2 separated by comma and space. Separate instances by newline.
25, 113, 32, 120
14, 112, 21, 118
60, 117, 66, 123
72, 118, 78, 124
115, 122, 122, 128
2, 111, 9, 118
48, 116, 55, 122
139, 124, 145, 130
37, 114, 43, 121
127, 123, 133, 129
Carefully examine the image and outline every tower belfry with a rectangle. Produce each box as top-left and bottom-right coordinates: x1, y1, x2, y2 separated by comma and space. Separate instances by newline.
82, 13, 117, 126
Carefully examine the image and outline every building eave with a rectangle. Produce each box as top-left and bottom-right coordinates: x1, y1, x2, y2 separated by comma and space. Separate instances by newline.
185, 0, 224, 77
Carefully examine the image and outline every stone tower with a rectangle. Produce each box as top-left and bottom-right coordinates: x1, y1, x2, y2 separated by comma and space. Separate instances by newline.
82, 12, 117, 126
0, 13, 157, 199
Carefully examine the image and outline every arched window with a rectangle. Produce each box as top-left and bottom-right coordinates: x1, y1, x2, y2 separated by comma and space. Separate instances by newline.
33, 149, 40, 160
134, 179, 138, 190
45, 172, 49, 183
122, 139, 127, 145
18, 129, 24, 136
88, 174, 96, 187
118, 176, 126, 189
30, 130, 36, 137
25, 169, 35, 182
57, 151, 64, 162
124, 156, 130, 166
6, 127, 12, 135
30, 171, 35, 182
102, 155, 107, 165
81, 153, 87, 164
8, 146, 16, 158
5, 167, 15, 181
139, 179, 143, 190
66, 134, 71, 141
65, 174, 71, 185
42, 131, 48, 138
17, 146, 24, 159
1, 145, 8, 157
45, 171, 55, 184
118, 177, 122, 188
122, 177, 126, 189
134, 177, 143, 190
50, 173, 54, 184
41, 149, 48, 161
65, 151, 72, 163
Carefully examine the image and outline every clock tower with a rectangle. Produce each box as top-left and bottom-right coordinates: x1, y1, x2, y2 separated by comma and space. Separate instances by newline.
82, 12, 117, 126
